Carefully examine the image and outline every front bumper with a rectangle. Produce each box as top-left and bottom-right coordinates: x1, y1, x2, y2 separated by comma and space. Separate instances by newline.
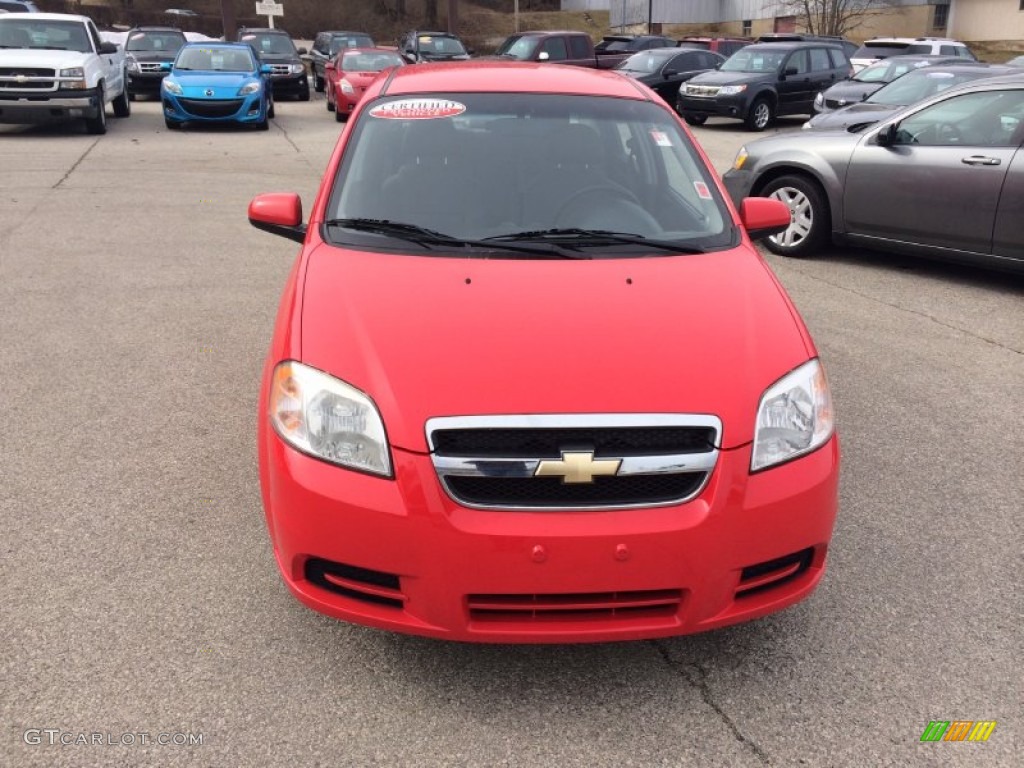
127, 72, 169, 95
269, 72, 308, 96
261, 427, 839, 643
0, 87, 101, 124
162, 90, 267, 125
722, 168, 756, 207
678, 93, 750, 121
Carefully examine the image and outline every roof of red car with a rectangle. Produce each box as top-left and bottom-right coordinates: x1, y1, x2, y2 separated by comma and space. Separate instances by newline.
383, 61, 649, 100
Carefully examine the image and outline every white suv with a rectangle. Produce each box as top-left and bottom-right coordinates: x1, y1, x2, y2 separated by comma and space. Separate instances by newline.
850, 37, 976, 72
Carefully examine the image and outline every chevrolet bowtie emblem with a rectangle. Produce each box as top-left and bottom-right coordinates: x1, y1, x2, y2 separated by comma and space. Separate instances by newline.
534, 451, 621, 484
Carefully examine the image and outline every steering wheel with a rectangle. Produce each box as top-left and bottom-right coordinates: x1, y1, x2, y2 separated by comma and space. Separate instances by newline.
554, 184, 661, 232
935, 122, 964, 144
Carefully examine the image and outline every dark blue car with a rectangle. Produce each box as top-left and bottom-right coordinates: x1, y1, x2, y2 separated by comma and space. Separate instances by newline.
162, 42, 274, 130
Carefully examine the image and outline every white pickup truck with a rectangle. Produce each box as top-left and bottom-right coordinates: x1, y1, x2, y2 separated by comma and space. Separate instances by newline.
0, 12, 129, 134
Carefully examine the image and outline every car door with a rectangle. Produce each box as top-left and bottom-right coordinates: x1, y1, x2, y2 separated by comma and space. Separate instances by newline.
776, 49, 810, 115
992, 102, 1024, 261
844, 88, 1024, 255
88, 21, 122, 99
808, 47, 840, 107
311, 34, 328, 77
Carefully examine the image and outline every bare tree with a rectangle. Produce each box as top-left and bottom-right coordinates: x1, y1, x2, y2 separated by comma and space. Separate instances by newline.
780, 0, 895, 37
425, 0, 438, 27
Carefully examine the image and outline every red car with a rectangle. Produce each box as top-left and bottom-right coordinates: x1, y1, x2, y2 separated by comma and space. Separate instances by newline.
325, 47, 405, 121
249, 63, 839, 643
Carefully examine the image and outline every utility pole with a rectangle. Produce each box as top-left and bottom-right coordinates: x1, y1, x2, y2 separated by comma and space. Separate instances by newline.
648, 0, 653, 34
220, 0, 237, 42
447, 0, 458, 34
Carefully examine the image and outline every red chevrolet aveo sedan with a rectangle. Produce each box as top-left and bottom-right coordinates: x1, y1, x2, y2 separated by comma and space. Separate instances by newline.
249, 63, 839, 643
325, 47, 405, 121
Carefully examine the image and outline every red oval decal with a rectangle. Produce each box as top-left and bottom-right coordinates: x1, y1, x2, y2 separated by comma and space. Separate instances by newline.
369, 99, 466, 120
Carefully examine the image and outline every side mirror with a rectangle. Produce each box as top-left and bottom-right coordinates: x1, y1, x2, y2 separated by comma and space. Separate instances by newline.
538, 51, 550, 61
260, 64, 273, 74
782, 66, 798, 77
99, 42, 118, 55
663, 68, 677, 78
739, 197, 792, 240
875, 122, 897, 146
297, 47, 308, 55
248, 193, 306, 243
467, 48, 475, 56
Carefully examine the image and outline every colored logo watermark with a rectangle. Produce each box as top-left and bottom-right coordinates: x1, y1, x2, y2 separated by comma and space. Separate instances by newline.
920, 721, 996, 742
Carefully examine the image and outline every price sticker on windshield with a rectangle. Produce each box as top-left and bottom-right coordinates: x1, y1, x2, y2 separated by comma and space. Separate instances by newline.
650, 130, 672, 147
694, 181, 713, 200
369, 99, 466, 120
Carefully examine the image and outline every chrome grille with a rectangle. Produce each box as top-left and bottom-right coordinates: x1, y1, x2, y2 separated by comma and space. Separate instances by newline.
427, 414, 720, 511
138, 62, 166, 73
685, 84, 720, 98
270, 64, 291, 75
0, 68, 57, 91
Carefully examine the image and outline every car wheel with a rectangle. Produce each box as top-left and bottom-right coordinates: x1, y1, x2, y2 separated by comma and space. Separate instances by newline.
314, 72, 324, 92
298, 86, 310, 102
112, 82, 130, 118
164, 117, 181, 130
745, 97, 774, 132
335, 107, 345, 123
760, 175, 830, 257
684, 115, 707, 126
268, 98, 275, 119
326, 93, 335, 112
85, 85, 107, 135
128, 91, 136, 102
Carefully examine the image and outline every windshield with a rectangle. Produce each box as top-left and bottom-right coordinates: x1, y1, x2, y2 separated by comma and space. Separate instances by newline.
853, 43, 910, 59
127, 30, 186, 54
175, 46, 255, 72
416, 35, 466, 55
720, 47, 785, 73
869, 69, 989, 106
240, 32, 296, 56
494, 34, 539, 60
0, 19, 92, 52
596, 39, 632, 52
329, 35, 374, 55
326, 93, 733, 256
618, 51, 672, 74
340, 51, 404, 72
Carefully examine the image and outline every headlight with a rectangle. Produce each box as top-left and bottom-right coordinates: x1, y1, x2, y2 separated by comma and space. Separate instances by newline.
163, 80, 182, 95
270, 361, 391, 477
127, 58, 140, 73
238, 81, 261, 95
719, 85, 747, 96
289, 63, 305, 74
60, 67, 84, 78
340, 78, 355, 95
814, 92, 823, 108
732, 146, 748, 171
751, 359, 834, 472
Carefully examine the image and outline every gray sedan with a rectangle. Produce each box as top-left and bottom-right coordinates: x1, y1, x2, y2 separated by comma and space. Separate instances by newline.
723, 73, 1024, 272
804, 63, 1015, 132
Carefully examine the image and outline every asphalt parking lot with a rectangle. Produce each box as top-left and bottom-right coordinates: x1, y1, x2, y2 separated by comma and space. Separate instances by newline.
1, 93, 1020, 768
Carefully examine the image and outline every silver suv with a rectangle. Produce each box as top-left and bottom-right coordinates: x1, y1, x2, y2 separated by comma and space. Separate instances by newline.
851, 37, 975, 72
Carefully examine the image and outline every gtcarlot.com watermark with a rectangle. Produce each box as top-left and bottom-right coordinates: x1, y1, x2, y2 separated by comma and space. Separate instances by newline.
24, 729, 204, 747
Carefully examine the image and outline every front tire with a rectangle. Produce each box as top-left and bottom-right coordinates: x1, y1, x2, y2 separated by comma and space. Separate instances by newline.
164, 117, 181, 130
683, 114, 707, 126
745, 97, 774, 132
760, 175, 830, 257
85, 85, 107, 135
268, 98, 275, 119
334, 107, 345, 123
112, 82, 130, 118
298, 85, 310, 102
314, 72, 324, 92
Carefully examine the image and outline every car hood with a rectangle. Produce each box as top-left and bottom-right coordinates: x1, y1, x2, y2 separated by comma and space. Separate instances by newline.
127, 52, 177, 64
687, 70, 770, 87
807, 101, 899, 131
256, 53, 300, 64
170, 71, 255, 95
0, 49, 93, 69
821, 80, 884, 105
299, 245, 814, 453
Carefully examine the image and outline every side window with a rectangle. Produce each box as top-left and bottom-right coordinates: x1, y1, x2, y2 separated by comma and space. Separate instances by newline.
87, 21, 102, 53
786, 50, 809, 74
569, 35, 590, 59
827, 48, 846, 68
940, 45, 957, 56
894, 90, 1024, 147
959, 47, 976, 60
541, 37, 568, 61
809, 48, 831, 71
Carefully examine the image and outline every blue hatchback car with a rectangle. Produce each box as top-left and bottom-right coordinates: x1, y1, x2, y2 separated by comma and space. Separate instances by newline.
162, 42, 274, 130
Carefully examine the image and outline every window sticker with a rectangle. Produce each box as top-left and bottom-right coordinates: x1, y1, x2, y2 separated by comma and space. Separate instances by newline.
650, 130, 672, 147
369, 99, 466, 120
694, 181, 713, 200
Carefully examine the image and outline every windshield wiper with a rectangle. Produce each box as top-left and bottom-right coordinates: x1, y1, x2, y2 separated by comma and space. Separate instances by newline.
323, 218, 589, 259
485, 228, 708, 254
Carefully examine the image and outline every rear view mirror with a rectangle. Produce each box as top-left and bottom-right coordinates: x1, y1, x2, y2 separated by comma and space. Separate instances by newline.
538, 51, 550, 61
876, 122, 898, 146
783, 66, 798, 77
249, 193, 306, 243
663, 69, 677, 78
739, 198, 791, 240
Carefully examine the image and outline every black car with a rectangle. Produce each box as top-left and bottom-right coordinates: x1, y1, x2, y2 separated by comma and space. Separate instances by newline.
677, 42, 852, 131
812, 54, 966, 113
238, 27, 309, 100
756, 33, 858, 60
398, 30, 470, 63
617, 47, 725, 109
309, 30, 374, 92
124, 26, 187, 99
